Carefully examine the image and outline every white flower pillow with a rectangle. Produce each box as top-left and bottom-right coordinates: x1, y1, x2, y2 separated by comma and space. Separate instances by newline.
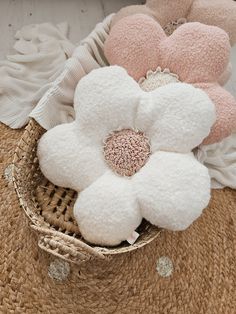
38, 66, 216, 246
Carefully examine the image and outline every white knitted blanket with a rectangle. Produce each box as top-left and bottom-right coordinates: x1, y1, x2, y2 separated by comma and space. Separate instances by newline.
0, 15, 113, 129
30, 14, 112, 130
0, 22, 75, 128
0, 14, 235, 189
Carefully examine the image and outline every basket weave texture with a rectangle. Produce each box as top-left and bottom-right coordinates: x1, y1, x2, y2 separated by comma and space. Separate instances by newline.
12, 119, 160, 265
1, 121, 236, 313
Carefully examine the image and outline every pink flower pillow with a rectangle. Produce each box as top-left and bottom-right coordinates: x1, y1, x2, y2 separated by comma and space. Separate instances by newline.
104, 14, 236, 145
112, 0, 236, 46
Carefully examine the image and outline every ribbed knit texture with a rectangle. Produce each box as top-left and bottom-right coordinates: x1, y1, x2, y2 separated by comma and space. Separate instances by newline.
30, 14, 113, 130
0, 22, 75, 128
0, 15, 113, 130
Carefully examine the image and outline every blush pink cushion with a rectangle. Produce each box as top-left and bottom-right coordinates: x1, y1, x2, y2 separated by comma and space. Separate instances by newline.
195, 83, 236, 145
104, 14, 236, 145
160, 23, 229, 84
112, 0, 236, 46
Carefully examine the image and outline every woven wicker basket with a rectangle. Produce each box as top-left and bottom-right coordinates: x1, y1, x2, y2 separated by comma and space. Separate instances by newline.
12, 119, 160, 265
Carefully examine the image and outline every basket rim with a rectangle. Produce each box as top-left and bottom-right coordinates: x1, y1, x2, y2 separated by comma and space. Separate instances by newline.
12, 118, 160, 262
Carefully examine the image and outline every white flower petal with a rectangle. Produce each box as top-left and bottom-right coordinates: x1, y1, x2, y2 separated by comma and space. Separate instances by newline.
74, 66, 142, 141
133, 151, 211, 231
74, 171, 142, 246
38, 122, 107, 191
136, 83, 216, 153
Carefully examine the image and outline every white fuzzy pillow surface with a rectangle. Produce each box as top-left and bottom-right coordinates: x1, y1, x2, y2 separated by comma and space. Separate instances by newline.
38, 66, 216, 246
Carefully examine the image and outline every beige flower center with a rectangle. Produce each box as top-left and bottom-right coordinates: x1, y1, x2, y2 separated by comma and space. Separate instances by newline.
164, 18, 187, 36
139, 67, 180, 92
104, 129, 150, 177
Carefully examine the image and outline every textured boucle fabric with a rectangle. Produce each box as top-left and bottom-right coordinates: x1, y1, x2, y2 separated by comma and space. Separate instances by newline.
104, 129, 150, 177
195, 82, 236, 146
38, 122, 107, 191
134, 152, 210, 231
104, 14, 236, 145
38, 66, 215, 246
74, 172, 142, 246
112, 0, 236, 46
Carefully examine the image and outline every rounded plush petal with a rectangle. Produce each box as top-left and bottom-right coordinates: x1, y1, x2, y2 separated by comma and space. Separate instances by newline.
74, 172, 142, 246
111, 5, 155, 28
38, 122, 107, 191
74, 66, 141, 141
194, 83, 236, 145
136, 83, 216, 153
133, 152, 211, 231
160, 22, 231, 83
218, 62, 232, 86
111, 0, 236, 45
147, 0, 194, 27
105, 14, 166, 81
188, 0, 236, 45
112, 1, 194, 29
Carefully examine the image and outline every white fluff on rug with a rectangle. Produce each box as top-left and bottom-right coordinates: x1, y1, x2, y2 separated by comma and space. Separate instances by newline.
38, 66, 215, 246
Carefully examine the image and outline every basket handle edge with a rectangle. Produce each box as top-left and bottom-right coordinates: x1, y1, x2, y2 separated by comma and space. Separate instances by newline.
31, 225, 106, 265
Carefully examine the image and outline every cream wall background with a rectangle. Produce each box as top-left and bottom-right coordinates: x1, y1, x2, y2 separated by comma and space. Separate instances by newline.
0, 0, 142, 59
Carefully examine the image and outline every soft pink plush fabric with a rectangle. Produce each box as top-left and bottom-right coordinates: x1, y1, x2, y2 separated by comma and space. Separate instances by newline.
104, 14, 236, 145
112, 0, 236, 46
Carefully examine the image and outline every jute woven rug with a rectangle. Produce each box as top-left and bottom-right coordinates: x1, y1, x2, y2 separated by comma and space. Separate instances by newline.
0, 122, 236, 313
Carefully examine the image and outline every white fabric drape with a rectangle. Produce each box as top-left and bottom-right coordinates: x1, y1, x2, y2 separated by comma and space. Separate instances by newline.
196, 133, 236, 189
0, 15, 113, 129
30, 14, 113, 130
0, 22, 75, 128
